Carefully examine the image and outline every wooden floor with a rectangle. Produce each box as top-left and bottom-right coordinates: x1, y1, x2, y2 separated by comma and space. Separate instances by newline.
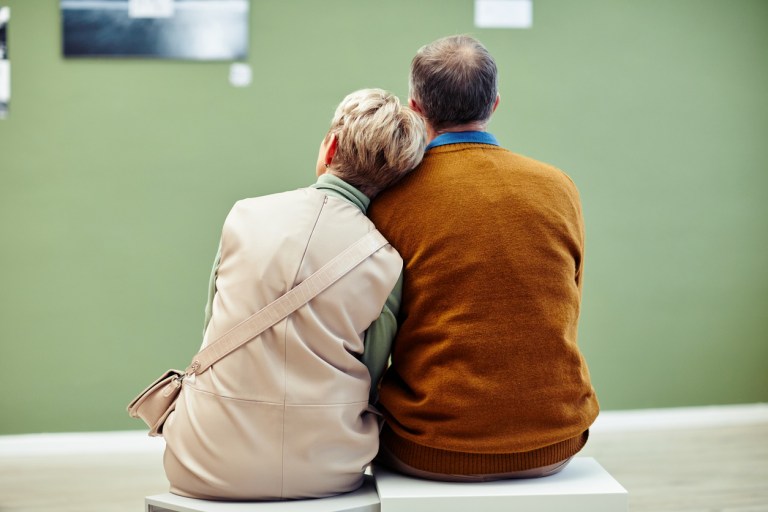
581, 423, 768, 512
1, 422, 766, 512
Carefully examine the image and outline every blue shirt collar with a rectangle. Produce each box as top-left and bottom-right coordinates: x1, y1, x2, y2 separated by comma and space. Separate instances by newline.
425, 131, 500, 150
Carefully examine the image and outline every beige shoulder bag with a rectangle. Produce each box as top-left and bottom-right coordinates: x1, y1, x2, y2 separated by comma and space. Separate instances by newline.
127, 230, 389, 436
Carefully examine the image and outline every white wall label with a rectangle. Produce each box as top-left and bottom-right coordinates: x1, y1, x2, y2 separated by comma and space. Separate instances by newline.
229, 63, 252, 87
475, 0, 533, 29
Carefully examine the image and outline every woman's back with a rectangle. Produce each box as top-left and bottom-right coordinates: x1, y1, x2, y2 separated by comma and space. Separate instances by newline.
163, 187, 402, 500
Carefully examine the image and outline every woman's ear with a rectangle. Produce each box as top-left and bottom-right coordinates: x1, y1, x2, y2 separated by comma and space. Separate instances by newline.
316, 133, 339, 177
324, 134, 338, 167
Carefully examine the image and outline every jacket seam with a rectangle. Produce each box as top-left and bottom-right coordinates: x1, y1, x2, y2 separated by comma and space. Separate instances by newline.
282, 190, 326, 499
185, 383, 368, 406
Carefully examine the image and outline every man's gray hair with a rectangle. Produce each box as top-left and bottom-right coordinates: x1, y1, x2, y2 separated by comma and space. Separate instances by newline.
409, 35, 498, 131
327, 89, 426, 198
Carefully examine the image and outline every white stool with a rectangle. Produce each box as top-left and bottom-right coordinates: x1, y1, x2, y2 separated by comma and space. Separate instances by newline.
145, 475, 379, 512
372, 457, 628, 512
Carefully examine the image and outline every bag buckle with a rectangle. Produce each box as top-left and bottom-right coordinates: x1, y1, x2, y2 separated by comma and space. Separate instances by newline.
186, 360, 200, 374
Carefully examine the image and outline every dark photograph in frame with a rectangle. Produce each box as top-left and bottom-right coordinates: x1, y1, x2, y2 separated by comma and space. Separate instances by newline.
61, 0, 249, 60
0, 6, 9, 119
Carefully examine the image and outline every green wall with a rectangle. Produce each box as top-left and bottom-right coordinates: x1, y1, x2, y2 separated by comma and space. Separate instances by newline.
1, 0, 766, 434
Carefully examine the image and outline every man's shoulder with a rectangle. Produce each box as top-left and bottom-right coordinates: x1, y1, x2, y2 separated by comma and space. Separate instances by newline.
428, 144, 578, 188
371, 146, 580, 218
482, 148, 580, 193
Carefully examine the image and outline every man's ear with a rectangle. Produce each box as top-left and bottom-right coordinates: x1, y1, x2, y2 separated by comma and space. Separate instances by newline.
324, 134, 338, 167
409, 98, 425, 115
492, 94, 500, 113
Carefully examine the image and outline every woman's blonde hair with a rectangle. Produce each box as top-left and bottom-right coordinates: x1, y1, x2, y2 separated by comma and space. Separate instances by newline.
327, 88, 426, 198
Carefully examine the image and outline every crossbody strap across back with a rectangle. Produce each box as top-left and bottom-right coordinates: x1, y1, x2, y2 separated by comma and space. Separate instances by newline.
185, 229, 389, 376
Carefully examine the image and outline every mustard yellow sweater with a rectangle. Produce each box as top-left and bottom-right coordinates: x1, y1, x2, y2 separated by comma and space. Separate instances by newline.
369, 137, 599, 474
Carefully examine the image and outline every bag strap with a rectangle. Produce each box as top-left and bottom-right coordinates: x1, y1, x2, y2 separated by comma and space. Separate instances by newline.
185, 229, 389, 376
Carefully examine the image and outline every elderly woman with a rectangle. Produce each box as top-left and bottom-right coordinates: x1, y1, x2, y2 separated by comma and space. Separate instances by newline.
161, 89, 426, 501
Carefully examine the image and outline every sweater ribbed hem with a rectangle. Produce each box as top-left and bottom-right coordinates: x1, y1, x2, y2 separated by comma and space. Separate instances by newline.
380, 425, 589, 475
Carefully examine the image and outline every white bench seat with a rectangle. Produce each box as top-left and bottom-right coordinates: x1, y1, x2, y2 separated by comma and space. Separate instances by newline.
145, 457, 627, 512
373, 457, 627, 512
145, 476, 379, 512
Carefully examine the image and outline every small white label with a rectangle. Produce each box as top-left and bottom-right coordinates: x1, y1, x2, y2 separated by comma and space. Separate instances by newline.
0, 60, 9, 119
475, 0, 533, 29
129, 0, 175, 19
0, 61, 9, 103
229, 63, 252, 87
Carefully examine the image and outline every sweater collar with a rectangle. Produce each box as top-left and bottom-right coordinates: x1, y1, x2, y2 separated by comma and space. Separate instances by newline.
310, 173, 370, 213
426, 131, 500, 151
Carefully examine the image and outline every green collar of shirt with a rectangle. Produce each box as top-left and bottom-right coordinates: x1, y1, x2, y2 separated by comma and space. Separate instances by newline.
310, 173, 369, 214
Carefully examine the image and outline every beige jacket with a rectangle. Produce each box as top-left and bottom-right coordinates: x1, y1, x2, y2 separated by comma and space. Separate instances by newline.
162, 187, 402, 500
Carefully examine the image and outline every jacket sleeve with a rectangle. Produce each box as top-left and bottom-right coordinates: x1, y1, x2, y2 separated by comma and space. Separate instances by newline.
202, 241, 222, 336
362, 271, 402, 404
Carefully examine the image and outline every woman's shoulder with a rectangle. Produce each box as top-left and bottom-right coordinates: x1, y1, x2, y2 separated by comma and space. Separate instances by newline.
227, 187, 322, 216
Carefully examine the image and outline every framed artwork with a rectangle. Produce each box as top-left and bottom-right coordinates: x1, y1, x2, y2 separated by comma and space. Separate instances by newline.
61, 0, 249, 60
0, 6, 8, 119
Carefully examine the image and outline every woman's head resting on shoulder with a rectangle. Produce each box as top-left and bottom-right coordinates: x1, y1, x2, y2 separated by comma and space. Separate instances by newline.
316, 88, 427, 199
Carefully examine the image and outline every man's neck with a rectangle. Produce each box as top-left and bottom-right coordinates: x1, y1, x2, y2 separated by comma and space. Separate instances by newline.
427, 121, 488, 144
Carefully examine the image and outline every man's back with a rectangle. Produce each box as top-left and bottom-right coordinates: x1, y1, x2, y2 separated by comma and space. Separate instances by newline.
369, 138, 599, 475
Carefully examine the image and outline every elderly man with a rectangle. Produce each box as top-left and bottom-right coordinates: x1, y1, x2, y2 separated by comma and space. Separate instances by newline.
369, 35, 600, 481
